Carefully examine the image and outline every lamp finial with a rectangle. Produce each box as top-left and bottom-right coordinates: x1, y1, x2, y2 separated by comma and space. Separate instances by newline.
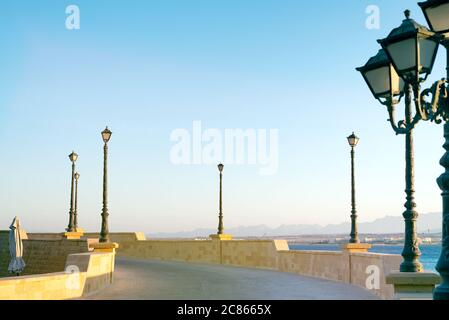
404, 9, 411, 19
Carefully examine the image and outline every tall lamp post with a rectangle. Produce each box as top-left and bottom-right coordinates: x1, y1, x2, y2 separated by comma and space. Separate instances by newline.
347, 133, 360, 244
217, 163, 224, 235
419, 0, 449, 300
100, 127, 112, 243
358, 2, 449, 298
66, 151, 78, 232
356, 11, 440, 273
74, 172, 80, 231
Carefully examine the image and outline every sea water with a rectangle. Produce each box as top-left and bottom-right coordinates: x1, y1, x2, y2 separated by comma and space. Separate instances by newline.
289, 244, 441, 271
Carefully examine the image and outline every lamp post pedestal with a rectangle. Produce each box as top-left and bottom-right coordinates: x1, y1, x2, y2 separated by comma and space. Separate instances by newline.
90, 242, 119, 253
209, 234, 233, 241
62, 231, 83, 240
387, 271, 441, 300
340, 243, 371, 253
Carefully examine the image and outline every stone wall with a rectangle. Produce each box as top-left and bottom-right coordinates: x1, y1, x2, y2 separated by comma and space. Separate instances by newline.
0, 251, 115, 300
115, 237, 401, 299
83, 232, 146, 242
118, 239, 221, 264
222, 240, 288, 270
0, 232, 10, 278
27, 232, 146, 242
3, 231, 402, 299
349, 252, 402, 299
21, 239, 90, 275
0, 230, 90, 277
278, 250, 347, 282
26, 233, 63, 240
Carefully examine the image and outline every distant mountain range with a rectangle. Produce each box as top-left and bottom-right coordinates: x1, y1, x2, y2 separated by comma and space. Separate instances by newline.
150, 212, 442, 238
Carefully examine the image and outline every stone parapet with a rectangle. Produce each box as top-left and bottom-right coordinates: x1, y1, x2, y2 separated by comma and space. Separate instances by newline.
341, 243, 372, 253
0, 251, 116, 300
386, 271, 442, 300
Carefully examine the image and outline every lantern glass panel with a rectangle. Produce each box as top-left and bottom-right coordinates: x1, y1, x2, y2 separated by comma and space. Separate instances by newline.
418, 38, 438, 71
386, 38, 417, 75
425, 4, 449, 33
364, 66, 391, 96
391, 67, 404, 96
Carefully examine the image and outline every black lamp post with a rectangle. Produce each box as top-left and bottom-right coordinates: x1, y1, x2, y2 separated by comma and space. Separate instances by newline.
418, 0, 449, 300
357, 43, 426, 273
100, 127, 112, 243
347, 133, 360, 244
217, 163, 224, 235
66, 151, 78, 232
74, 172, 80, 231
358, 2, 449, 299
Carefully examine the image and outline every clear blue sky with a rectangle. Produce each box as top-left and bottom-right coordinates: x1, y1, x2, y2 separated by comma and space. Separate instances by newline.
0, 0, 446, 233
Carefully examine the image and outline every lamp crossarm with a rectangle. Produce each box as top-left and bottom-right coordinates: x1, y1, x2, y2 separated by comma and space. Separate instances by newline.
420, 79, 448, 124
379, 80, 449, 135
384, 99, 421, 135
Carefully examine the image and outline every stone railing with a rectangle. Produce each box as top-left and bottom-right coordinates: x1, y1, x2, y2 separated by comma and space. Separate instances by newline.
110, 233, 402, 299
21, 239, 90, 275
0, 251, 115, 300
0, 232, 91, 277
26, 232, 146, 242
4, 231, 401, 299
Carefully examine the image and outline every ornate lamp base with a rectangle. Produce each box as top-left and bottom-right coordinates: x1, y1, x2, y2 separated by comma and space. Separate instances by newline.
62, 232, 84, 240
340, 243, 372, 253
90, 242, 119, 253
386, 271, 441, 300
209, 234, 233, 241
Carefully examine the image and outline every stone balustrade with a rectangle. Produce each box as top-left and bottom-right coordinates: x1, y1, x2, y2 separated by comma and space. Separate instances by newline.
110, 233, 402, 299
0, 231, 403, 299
0, 251, 115, 300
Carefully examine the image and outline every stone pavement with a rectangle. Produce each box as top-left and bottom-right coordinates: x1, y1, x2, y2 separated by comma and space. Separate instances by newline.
85, 257, 379, 300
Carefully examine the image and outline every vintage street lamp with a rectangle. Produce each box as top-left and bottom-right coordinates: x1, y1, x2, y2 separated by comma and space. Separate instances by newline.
100, 127, 112, 243
419, 0, 449, 300
419, 0, 449, 36
67, 151, 78, 232
74, 172, 80, 231
378, 9, 440, 86
357, 44, 424, 273
347, 133, 360, 244
359, 5, 449, 298
217, 163, 224, 235
356, 49, 404, 103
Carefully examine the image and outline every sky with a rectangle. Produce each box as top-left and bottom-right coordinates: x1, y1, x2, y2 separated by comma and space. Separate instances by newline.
0, 0, 446, 234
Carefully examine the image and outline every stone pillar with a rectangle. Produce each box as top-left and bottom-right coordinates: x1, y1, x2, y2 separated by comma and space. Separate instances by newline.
62, 232, 84, 240
209, 234, 233, 241
340, 243, 371, 284
386, 271, 441, 300
209, 234, 233, 265
90, 242, 119, 253
341, 243, 372, 253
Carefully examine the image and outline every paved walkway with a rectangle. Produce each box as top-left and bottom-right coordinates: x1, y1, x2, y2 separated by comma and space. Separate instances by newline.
86, 257, 379, 300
